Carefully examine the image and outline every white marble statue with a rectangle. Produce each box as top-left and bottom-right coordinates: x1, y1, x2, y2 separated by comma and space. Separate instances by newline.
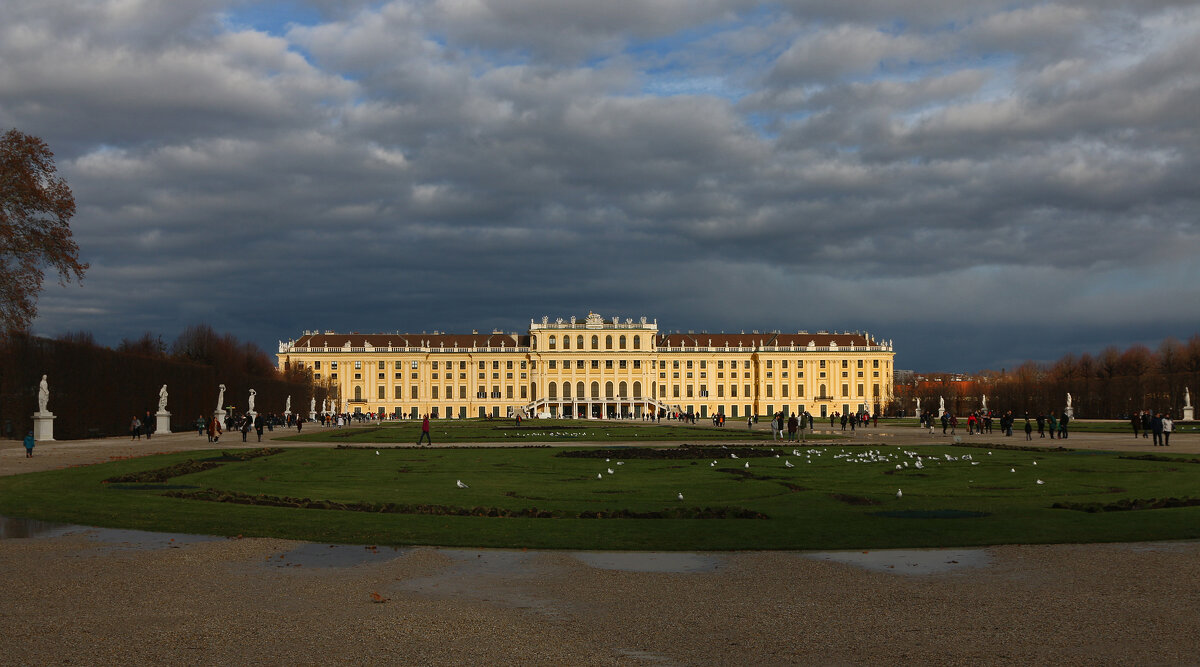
939, 396, 945, 412
285, 395, 291, 413
248, 389, 256, 413
216, 384, 226, 412
158, 384, 169, 412
1185, 387, 1192, 408
310, 396, 316, 413
914, 397, 920, 412
981, 394, 988, 411
37, 375, 49, 413
1066, 392, 1072, 409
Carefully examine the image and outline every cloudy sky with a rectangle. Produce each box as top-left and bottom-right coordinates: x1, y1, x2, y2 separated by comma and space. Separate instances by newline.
3, 0, 1198, 371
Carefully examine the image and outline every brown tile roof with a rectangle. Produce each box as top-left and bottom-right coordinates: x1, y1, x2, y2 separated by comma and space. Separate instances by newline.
658, 332, 876, 348
293, 333, 530, 349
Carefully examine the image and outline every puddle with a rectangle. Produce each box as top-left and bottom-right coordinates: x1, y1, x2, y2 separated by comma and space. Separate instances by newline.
573, 551, 723, 573
803, 548, 991, 575
264, 542, 409, 568
1, 515, 221, 548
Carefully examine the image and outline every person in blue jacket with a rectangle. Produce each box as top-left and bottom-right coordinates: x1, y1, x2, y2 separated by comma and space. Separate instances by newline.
24, 431, 35, 458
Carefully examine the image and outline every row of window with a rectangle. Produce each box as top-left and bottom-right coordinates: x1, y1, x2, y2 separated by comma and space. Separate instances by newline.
352, 380, 882, 402
541, 334, 643, 350
300, 357, 888, 371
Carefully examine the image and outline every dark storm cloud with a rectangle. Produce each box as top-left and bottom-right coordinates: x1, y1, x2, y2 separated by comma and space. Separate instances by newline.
3, 0, 1199, 370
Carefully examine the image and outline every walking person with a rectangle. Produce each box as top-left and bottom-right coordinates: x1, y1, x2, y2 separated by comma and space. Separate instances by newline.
787, 413, 798, 442
1162, 414, 1173, 446
1047, 413, 1057, 439
130, 416, 141, 440
208, 415, 222, 443
24, 430, 35, 457
196, 415, 206, 437
1024, 418, 1033, 441
1058, 412, 1069, 439
1131, 411, 1141, 438
417, 414, 433, 446
241, 417, 251, 442
144, 410, 154, 439
1151, 413, 1164, 446
254, 413, 265, 442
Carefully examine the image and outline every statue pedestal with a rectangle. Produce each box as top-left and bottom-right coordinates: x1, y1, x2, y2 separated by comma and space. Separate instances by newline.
309, 411, 317, 421
1184, 406, 1195, 421
33, 411, 55, 441
283, 410, 292, 421
213, 409, 227, 427
156, 411, 171, 434
247, 411, 257, 422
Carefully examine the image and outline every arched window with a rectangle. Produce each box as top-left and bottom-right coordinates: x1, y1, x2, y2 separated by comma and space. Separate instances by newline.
605, 381, 614, 398
591, 381, 600, 398
354, 386, 362, 400
619, 335, 626, 349
591, 335, 599, 350
605, 335, 613, 350
618, 381, 627, 397
549, 335, 556, 349
576, 335, 583, 349
576, 381, 585, 399
549, 383, 558, 399
633, 381, 642, 398
633, 335, 640, 349
563, 335, 570, 350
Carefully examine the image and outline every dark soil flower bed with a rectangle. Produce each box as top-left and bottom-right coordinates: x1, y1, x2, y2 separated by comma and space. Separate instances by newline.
102, 448, 283, 484
1052, 497, 1200, 512
162, 488, 768, 519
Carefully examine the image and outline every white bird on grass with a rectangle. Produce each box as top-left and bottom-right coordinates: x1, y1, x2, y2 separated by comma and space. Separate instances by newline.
1036, 479, 1045, 485
896, 489, 903, 499
677, 492, 684, 501
607, 468, 615, 474
1032, 461, 1037, 466
375, 450, 380, 455
456, 480, 469, 489
1010, 468, 1016, 473
744, 461, 750, 469
730, 453, 739, 459
711, 460, 717, 467
597, 473, 603, 479
785, 460, 795, 468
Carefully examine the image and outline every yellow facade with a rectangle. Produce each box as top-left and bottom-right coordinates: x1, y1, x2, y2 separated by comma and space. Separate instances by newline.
277, 312, 895, 419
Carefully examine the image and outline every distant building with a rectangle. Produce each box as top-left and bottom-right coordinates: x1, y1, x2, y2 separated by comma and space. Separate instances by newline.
277, 312, 895, 419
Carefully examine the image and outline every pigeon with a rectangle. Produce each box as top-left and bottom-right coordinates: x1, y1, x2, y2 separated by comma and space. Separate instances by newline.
896, 489, 903, 499
456, 480, 468, 489
677, 492, 684, 501
1036, 479, 1045, 485
607, 468, 615, 474
785, 460, 795, 468
744, 462, 750, 469
730, 453, 739, 459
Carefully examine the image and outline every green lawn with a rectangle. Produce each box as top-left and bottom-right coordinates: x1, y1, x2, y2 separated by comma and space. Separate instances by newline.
2, 443, 1197, 550
278, 418, 840, 444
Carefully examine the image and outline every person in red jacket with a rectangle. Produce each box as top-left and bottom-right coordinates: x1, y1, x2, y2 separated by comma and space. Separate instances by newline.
417, 414, 432, 446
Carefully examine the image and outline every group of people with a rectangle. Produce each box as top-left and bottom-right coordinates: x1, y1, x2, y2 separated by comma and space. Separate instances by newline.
768, 411, 815, 441
128, 410, 159, 440
829, 411, 875, 431
1130, 410, 1174, 446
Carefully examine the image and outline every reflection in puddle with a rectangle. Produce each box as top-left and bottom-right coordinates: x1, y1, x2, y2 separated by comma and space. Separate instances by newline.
573, 551, 722, 573
265, 542, 409, 568
803, 548, 991, 575
0, 515, 220, 548
0, 516, 74, 539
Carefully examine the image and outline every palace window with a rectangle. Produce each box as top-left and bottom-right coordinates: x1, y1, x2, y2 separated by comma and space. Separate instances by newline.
355, 361, 362, 369
605, 335, 612, 350
549, 335, 556, 349
331, 361, 338, 369
797, 385, 804, 397
577, 335, 584, 348
432, 361, 438, 369
633, 335, 640, 349
549, 360, 557, 369
394, 386, 402, 399
411, 386, 418, 399
591, 335, 599, 350
766, 386, 773, 397
633, 360, 640, 369
606, 360, 613, 369
619, 360, 627, 369
591, 360, 599, 369
507, 360, 513, 369
619, 335, 626, 349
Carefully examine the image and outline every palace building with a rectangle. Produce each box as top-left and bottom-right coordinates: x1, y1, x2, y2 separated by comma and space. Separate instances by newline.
276, 313, 895, 420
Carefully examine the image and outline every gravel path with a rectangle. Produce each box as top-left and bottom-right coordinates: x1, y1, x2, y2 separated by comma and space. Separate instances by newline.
1, 425, 1198, 664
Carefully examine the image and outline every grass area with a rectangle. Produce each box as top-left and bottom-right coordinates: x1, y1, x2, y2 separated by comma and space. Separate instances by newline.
2, 443, 1198, 550
277, 418, 840, 444
880, 418, 1200, 434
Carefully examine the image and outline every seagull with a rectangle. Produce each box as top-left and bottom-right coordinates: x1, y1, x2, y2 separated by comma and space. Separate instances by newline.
896, 489, 903, 499
616, 462, 624, 466
971, 461, 980, 465
597, 473, 603, 479
711, 461, 716, 467
744, 462, 750, 469
1032, 461, 1037, 466
1010, 468, 1016, 473
785, 460, 795, 468
677, 492, 684, 501
456, 480, 468, 489
1036, 479, 1045, 485
895, 464, 901, 470
730, 453, 739, 459
606, 458, 610, 462
793, 449, 801, 457
607, 468, 615, 474
375, 450, 380, 455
